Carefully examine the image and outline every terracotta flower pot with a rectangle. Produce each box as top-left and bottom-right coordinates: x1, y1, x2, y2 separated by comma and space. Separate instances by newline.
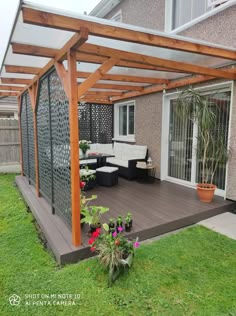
196, 183, 217, 203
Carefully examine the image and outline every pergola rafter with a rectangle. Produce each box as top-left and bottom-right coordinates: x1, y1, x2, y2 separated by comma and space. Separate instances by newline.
1, 4, 236, 247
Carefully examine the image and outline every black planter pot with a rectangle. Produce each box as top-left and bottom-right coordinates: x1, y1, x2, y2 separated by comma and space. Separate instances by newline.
108, 223, 115, 233
125, 222, 132, 232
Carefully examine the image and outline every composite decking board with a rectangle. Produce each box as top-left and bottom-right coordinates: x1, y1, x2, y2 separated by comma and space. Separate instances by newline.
16, 175, 235, 264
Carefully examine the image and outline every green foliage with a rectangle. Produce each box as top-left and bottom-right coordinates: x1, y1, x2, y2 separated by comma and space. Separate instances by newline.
176, 87, 230, 184
1, 174, 236, 315
80, 205, 109, 226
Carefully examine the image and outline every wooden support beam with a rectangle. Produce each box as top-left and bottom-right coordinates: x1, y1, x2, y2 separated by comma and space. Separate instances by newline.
18, 95, 23, 176
111, 75, 215, 101
76, 52, 181, 72
5, 65, 41, 75
1, 78, 31, 85
85, 91, 122, 96
78, 58, 119, 96
68, 49, 81, 247
0, 85, 23, 91
0, 91, 19, 97
79, 43, 236, 80
17, 28, 88, 96
55, 62, 69, 97
89, 83, 144, 91
22, 7, 236, 61
79, 98, 113, 104
77, 71, 170, 84
12, 42, 58, 58
28, 82, 40, 197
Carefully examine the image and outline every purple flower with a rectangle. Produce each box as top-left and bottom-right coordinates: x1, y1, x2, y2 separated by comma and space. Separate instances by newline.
117, 226, 123, 232
133, 241, 140, 248
112, 231, 117, 238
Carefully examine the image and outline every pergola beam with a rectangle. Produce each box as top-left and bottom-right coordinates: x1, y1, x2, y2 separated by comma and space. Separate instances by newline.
0, 91, 19, 97
22, 7, 236, 61
89, 83, 144, 91
78, 57, 119, 97
78, 71, 169, 84
0, 85, 23, 91
79, 98, 113, 104
1, 78, 31, 85
5, 65, 41, 75
11, 43, 184, 73
79, 43, 236, 80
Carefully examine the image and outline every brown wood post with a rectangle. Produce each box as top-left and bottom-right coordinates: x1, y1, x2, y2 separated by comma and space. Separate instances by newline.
18, 95, 24, 176
29, 82, 40, 197
67, 48, 81, 246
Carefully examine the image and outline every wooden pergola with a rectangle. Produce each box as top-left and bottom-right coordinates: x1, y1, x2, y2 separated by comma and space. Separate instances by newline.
1, 2, 236, 247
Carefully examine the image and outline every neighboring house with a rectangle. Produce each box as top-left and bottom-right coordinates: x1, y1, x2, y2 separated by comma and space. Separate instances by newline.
0, 96, 18, 118
90, 0, 236, 200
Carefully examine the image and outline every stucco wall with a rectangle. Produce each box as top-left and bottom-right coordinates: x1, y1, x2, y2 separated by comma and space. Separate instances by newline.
179, 6, 236, 48
105, 0, 165, 31
104, 1, 236, 198
134, 92, 163, 178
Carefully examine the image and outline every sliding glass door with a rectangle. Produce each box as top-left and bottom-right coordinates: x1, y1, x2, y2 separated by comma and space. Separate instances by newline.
168, 90, 231, 191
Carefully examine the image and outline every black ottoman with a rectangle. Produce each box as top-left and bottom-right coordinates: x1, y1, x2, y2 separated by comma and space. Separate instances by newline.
96, 166, 119, 187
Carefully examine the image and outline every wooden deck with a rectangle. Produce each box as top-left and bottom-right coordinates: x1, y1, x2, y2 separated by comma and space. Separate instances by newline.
16, 175, 236, 265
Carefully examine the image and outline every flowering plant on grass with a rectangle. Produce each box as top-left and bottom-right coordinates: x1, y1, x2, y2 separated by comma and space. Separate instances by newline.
88, 223, 140, 286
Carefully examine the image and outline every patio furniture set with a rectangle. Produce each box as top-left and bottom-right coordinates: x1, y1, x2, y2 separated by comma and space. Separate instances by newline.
80, 142, 150, 188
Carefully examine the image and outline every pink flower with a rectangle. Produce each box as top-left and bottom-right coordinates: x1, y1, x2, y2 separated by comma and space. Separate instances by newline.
133, 241, 140, 248
90, 247, 96, 252
117, 226, 123, 232
112, 231, 117, 238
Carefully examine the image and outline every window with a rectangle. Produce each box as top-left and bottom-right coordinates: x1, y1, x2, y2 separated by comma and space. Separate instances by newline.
169, 0, 229, 30
114, 101, 135, 141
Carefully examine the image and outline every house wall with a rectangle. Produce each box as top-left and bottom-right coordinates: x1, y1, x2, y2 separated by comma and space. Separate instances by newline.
105, 1, 236, 198
105, 0, 165, 30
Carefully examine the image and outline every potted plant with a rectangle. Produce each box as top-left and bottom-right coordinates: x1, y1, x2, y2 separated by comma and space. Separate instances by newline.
80, 190, 97, 224
125, 212, 132, 232
89, 223, 140, 287
81, 205, 109, 234
80, 166, 96, 191
176, 87, 230, 202
116, 215, 123, 232
108, 218, 115, 233
79, 140, 92, 157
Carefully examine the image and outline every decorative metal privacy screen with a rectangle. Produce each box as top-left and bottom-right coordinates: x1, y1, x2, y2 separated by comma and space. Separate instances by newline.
20, 92, 35, 184
78, 103, 113, 143
37, 68, 71, 227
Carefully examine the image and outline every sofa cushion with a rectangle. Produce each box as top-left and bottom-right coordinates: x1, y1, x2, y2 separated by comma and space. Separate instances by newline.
96, 143, 114, 155
107, 157, 128, 168
79, 159, 97, 165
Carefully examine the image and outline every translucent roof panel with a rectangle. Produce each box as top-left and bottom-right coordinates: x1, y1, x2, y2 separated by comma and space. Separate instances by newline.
1, 1, 235, 85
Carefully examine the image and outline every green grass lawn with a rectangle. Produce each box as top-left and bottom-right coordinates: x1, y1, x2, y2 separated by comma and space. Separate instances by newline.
0, 174, 236, 316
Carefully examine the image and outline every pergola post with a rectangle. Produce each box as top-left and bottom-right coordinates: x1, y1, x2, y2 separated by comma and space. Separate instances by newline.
18, 95, 23, 176
28, 82, 39, 197
67, 48, 81, 246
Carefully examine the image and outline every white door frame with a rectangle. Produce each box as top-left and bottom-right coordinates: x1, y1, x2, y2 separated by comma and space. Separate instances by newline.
161, 81, 234, 198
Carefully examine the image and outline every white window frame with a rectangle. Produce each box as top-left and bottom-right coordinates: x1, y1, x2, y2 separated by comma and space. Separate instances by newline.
113, 100, 135, 142
161, 81, 233, 198
165, 0, 233, 33
110, 10, 122, 22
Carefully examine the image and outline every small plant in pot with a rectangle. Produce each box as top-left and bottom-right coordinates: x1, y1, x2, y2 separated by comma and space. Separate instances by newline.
116, 215, 123, 232
108, 218, 115, 233
88, 223, 140, 287
176, 87, 230, 203
81, 205, 109, 234
125, 212, 132, 232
